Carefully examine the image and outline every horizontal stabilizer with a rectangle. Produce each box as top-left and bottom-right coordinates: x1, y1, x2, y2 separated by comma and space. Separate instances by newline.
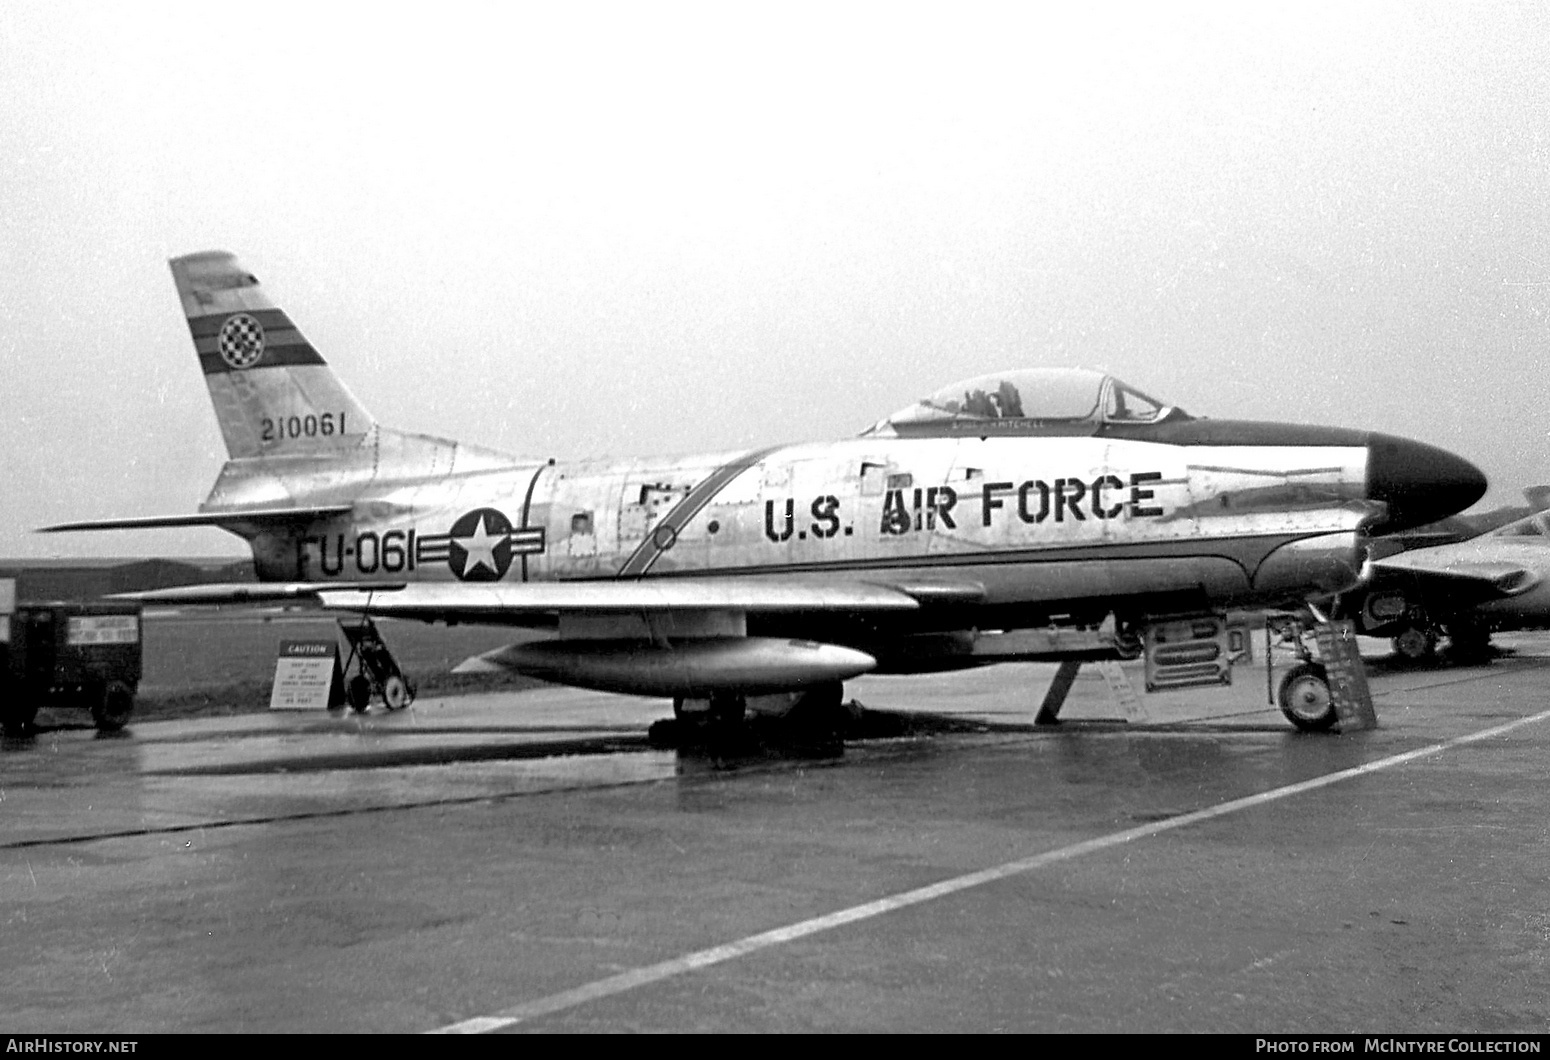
40, 505, 354, 533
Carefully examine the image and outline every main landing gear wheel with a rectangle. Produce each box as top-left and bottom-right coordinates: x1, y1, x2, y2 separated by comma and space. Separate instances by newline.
707, 693, 747, 739
650, 696, 700, 748
648, 716, 678, 749
783, 681, 847, 757
653, 693, 751, 750
91, 680, 136, 732
1445, 621, 1493, 664
1278, 662, 1337, 732
1392, 626, 1438, 662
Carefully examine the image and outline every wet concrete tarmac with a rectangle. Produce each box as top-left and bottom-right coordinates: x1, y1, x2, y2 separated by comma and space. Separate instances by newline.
3, 637, 1549, 1032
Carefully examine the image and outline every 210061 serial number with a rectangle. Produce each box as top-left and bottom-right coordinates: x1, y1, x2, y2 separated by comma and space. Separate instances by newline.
261, 411, 348, 443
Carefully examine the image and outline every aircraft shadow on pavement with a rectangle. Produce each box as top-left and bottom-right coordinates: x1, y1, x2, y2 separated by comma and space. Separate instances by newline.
4, 692, 1392, 773
1360, 645, 1511, 677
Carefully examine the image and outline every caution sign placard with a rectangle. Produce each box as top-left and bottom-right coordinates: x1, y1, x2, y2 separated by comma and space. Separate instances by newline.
270, 639, 345, 711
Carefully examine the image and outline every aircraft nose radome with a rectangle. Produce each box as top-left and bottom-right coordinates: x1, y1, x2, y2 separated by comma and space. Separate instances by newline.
1366, 433, 1488, 532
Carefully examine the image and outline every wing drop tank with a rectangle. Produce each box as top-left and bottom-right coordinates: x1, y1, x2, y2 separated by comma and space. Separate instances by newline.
475, 637, 877, 697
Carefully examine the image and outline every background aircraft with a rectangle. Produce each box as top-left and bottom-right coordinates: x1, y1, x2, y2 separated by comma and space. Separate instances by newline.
43, 252, 1488, 735
1339, 489, 1550, 662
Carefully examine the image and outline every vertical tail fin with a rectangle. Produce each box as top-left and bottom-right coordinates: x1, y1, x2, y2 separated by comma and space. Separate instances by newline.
172, 251, 376, 460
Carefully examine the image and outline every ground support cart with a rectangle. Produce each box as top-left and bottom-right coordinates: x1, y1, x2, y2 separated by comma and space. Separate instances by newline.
338, 616, 416, 712
2, 602, 143, 736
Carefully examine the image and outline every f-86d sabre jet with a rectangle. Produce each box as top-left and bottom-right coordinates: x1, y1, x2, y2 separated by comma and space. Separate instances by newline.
44, 251, 1488, 734
1338, 490, 1550, 663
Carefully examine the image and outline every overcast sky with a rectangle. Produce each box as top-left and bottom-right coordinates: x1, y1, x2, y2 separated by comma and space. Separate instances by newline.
2, 1, 1547, 559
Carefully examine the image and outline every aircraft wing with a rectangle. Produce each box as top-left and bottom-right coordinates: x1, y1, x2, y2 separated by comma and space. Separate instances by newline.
114, 581, 397, 606
1367, 553, 1540, 599
119, 576, 982, 616
312, 579, 930, 621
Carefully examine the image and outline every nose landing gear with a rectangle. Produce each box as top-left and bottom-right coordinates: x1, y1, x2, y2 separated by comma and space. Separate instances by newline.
1268, 613, 1377, 733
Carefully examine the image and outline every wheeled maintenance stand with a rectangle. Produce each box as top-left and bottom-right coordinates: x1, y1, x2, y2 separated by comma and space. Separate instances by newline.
338, 615, 417, 712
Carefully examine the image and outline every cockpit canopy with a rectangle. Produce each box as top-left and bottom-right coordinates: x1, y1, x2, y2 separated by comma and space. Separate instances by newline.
862, 368, 1183, 438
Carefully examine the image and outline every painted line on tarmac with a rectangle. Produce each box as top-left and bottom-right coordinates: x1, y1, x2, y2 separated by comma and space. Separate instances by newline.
429, 706, 1550, 1034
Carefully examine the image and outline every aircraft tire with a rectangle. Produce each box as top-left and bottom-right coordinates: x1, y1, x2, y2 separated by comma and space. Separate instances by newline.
704, 693, 756, 753
708, 693, 746, 729
1278, 662, 1337, 732
784, 681, 846, 757
347, 675, 372, 713
1392, 626, 1438, 662
665, 697, 742, 750
91, 680, 135, 732
647, 718, 680, 749
382, 675, 410, 711
1112, 622, 1144, 660
1445, 622, 1493, 664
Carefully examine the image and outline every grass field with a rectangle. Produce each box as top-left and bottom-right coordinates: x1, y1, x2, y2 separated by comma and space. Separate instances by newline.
134, 610, 546, 719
